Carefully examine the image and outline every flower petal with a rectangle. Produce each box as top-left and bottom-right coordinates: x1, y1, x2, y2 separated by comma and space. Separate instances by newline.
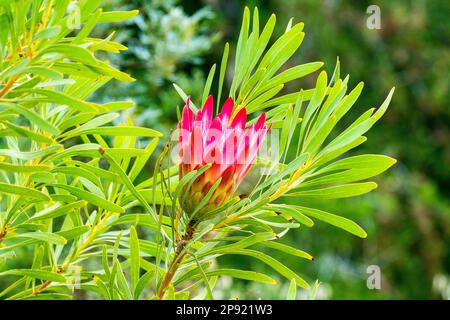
181, 97, 194, 131
230, 107, 247, 130
202, 95, 214, 126
221, 97, 234, 121
255, 112, 266, 130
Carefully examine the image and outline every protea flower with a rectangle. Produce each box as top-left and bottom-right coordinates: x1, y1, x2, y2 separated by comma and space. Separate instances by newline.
177, 96, 270, 220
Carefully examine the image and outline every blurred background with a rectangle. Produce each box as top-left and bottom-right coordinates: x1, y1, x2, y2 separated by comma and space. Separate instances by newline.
96, 0, 449, 299
2, 0, 448, 299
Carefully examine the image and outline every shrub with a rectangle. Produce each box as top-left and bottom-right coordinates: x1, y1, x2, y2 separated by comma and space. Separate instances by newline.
0, 2, 394, 300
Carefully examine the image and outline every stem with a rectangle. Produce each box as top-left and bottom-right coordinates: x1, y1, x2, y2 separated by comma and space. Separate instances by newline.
269, 159, 311, 201
0, 75, 18, 98
0, 227, 7, 244
156, 223, 196, 299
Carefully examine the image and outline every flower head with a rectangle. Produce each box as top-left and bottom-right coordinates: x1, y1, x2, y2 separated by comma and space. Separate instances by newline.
177, 96, 269, 219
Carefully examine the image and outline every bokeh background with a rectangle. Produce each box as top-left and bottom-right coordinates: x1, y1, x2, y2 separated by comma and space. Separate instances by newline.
97, 0, 449, 299
2, 0, 448, 299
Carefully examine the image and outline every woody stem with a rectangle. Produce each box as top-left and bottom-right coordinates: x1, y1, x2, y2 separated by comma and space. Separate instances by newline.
0, 228, 6, 244
156, 223, 196, 299
0, 75, 18, 98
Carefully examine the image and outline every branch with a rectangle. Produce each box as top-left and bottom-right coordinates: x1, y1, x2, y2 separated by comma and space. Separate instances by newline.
0, 75, 18, 98
156, 223, 196, 299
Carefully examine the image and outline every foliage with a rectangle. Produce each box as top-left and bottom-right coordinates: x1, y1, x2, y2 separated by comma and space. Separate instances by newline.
0, 1, 395, 300
92, 0, 218, 134
224, 0, 449, 299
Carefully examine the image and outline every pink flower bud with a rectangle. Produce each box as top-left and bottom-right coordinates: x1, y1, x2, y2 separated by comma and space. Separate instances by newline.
177, 96, 269, 219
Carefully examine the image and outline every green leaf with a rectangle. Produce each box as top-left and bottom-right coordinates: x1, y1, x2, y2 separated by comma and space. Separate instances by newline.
1, 121, 53, 143
0, 183, 50, 201
50, 184, 124, 213
173, 83, 197, 111
313, 136, 367, 169
64, 126, 162, 138
204, 232, 276, 253
231, 6, 250, 98
303, 155, 397, 187
253, 152, 309, 195
56, 226, 90, 240
100, 101, 135, 111
130, 226, 140, 291
29, 89, 98, 112
202, 64, 216, 106
303, 115, 337, 155
99, 10, 139, 23
216, 42, 229, 111
333, 82, 364, 122
0, 269, 66, 283
290, 182, 378, 199
298, 70, 328, 145
190, 178, 222, 220
28, 201, 87, 221
44, 144, 104, 162
1, 103, 59, 135
372, 87, 395, 121
20, 293, 72, 300
114, 259, 133, 300
174, 165, 211, 209
100, 149, 153, 217
287, 279, 297, 300
246, 84, 284, 113
256, 62, 323, 95
318, 154, 397, 173
38, 44, 98, 65
260, 241, 313, 260
218, 249, 310, 289
0, 162, 52, 173
34, 26, 61, 40
14, 231, 67, 245
266, 204, 314, 227
88, 60, 135, 82
189, 269, 277, 285
0, 144, 62, 160
134, 270, 154, 300
295, 206, 367, 238
51, 166, 100, 186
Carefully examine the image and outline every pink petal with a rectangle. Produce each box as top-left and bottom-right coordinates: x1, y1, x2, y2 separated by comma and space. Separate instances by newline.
181, 97, 194, 131
195, 109, 203, 122
255, 112, 266, 130
207, 117, 223, 148
190, 124, 204, 165
221, 97, 233, 121
230, 107, 247, 130
177, 95, 272, 213
202, 95, 214, 125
